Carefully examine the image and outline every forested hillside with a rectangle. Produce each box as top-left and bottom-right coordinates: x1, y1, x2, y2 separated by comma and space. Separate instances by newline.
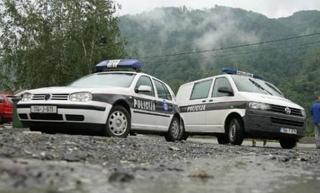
119, 6, 320, 133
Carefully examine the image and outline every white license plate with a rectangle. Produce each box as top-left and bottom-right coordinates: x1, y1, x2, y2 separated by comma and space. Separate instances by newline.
280, 128, 297, 135
31, 106, 57, 113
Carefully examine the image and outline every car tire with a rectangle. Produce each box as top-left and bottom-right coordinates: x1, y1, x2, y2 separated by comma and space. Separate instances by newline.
104, 106, 130, 138
228, 118, 244, 145
0, 116, 3, 124
165, 117, 182, 142
279, 138, 297, 149
217, 134, 230, 144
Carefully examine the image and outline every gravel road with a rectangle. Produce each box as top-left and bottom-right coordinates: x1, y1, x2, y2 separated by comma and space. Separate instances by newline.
0, 127, 319, 193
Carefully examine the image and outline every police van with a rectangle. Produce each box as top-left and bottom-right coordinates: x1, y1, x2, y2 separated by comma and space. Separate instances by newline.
17, 59, 182, 141
176, 68, 306, 149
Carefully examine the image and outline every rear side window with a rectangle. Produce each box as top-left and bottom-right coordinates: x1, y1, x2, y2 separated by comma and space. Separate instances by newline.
135, 76, 155, 97
212, 77, 233, 97
190, 79, 212, 100
154, 79, 172, 100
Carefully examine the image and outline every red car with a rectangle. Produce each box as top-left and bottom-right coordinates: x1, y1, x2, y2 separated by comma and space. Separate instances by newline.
0, 94, 13, 123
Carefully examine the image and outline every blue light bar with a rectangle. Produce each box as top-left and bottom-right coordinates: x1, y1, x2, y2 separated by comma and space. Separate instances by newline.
222, 68, 263, 80
96, 59, 143, 72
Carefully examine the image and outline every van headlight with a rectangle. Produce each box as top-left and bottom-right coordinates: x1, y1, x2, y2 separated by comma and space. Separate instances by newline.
69, 92, 92, 102
21, 92, 33, 101
248, 102, 271, 111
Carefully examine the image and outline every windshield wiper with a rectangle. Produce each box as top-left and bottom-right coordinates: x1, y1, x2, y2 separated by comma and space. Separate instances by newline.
249, 78, 273, 95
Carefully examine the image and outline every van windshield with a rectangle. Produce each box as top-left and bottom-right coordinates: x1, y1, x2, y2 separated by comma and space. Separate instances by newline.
231, 75, 284, 97
70, 73, 136, 88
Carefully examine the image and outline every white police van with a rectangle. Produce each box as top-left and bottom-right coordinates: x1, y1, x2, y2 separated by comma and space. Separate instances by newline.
176, 68, 306, 149
17, 59, 182, 141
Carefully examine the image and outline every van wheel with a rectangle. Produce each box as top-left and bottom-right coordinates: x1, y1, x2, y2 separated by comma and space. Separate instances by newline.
279, 138, 297, 149
228, 118, 244, 145
104, 106, 130, 138
217, 134, 230, 144
165, 117, 181, 142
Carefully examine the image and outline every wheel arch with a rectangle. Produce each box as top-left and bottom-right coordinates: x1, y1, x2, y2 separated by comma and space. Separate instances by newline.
224, 112, 244, 133
112, 99, 131, 116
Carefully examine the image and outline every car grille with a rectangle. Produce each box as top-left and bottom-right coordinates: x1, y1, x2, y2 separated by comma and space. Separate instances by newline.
269, 104, 303, 117
30, 113, 63, 121
271, 117, 304, 127
32, 94, 69, 101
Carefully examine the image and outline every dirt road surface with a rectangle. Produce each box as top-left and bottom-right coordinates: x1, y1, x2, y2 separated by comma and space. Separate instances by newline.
0, 127, 319, 193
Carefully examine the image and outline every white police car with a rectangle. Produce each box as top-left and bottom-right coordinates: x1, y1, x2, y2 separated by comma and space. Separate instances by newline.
17, 59, 183, 141
176, 68, 306, 149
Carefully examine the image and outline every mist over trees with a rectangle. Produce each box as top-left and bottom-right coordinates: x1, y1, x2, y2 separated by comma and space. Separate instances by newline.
0, 0, 126, 90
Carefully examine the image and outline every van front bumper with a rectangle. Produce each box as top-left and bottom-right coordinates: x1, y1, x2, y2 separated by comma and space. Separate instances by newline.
243, 109, 306, 140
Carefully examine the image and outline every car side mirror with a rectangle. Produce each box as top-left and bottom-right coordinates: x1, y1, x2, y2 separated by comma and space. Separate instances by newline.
136, 85, 152, 93
218, 87, 234, 96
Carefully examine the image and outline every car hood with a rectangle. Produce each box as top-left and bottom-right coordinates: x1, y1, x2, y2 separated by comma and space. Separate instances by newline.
24, 86, 131, 95
238, 92, 304, 110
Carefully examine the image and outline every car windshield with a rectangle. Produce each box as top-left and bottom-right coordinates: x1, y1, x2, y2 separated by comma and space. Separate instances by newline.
69, 73, 136, 88
231, 75, 284, 97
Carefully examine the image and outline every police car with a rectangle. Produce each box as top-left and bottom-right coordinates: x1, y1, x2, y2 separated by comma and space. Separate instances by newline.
176, 68, 306, 149
17, 59, 183, 141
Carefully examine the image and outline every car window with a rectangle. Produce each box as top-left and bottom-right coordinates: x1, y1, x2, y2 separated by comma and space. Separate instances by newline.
70, 73, 135, 88
190, 79, 212, 100
212, 77, 233, 97
135, 76, 155, 97
154, 79, 172, 100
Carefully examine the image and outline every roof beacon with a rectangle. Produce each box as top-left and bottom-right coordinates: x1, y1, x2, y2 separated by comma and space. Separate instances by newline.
96, 59, 143, 72
222, 68, 263, 80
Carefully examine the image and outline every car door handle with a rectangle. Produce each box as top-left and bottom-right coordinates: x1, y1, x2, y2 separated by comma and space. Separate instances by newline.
208, 99, 213, 102
202, 100, 207, 103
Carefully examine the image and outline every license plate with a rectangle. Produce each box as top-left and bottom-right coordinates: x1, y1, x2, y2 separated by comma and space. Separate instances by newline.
31, 106, 57, 113
280, 128, 297, 135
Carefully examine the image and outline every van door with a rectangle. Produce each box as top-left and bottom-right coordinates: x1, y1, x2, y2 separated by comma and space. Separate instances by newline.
206, 77, 235, 133
181, 79, 213, 132
131, 75, 158, 131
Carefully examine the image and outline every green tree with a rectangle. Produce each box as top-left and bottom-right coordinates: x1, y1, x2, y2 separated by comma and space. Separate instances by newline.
0, 0, 125, 90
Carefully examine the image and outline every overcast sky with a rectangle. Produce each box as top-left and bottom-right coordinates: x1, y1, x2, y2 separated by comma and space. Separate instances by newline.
114, 0, 320, 18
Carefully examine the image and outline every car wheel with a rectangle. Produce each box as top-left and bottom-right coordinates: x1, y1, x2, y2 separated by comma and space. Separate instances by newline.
228, 118, 244, 145
0, 116, 3, 124
217, 134, 230, 144
105, 106, 130, 138
279, 138, 297, 149
165, 117, 182, 142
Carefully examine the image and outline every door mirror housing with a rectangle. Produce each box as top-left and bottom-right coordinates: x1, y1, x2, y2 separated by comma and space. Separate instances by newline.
218, 87, 234, 96
136, 85, 152, 93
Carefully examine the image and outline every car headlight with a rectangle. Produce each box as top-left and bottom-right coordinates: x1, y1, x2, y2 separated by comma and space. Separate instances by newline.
301, 109, 306, 117
21, 92, 33, 101
248, 102, 271, 111
69, 92, 92, 102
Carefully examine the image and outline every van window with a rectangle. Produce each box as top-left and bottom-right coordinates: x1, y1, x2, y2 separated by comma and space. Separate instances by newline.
190, 79, 212, 100
135, 76, 155, 97
154, 79, 172, 100
212, 77, 233, 97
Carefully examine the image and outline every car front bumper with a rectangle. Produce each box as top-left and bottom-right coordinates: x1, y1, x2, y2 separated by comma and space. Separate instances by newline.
243, 109, 306, 140
16, 101, 112, 129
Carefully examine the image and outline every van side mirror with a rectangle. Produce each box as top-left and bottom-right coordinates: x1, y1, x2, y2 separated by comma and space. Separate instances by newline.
218, 87, 234, 96
135, 85, 152, 93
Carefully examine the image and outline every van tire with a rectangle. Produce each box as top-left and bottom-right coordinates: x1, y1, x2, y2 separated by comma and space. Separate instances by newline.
217, 135, 230, 144
165, 117, 181, 142
104, 106, 130, 138
228, 118, 244, 145
279, 138, 297, 149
